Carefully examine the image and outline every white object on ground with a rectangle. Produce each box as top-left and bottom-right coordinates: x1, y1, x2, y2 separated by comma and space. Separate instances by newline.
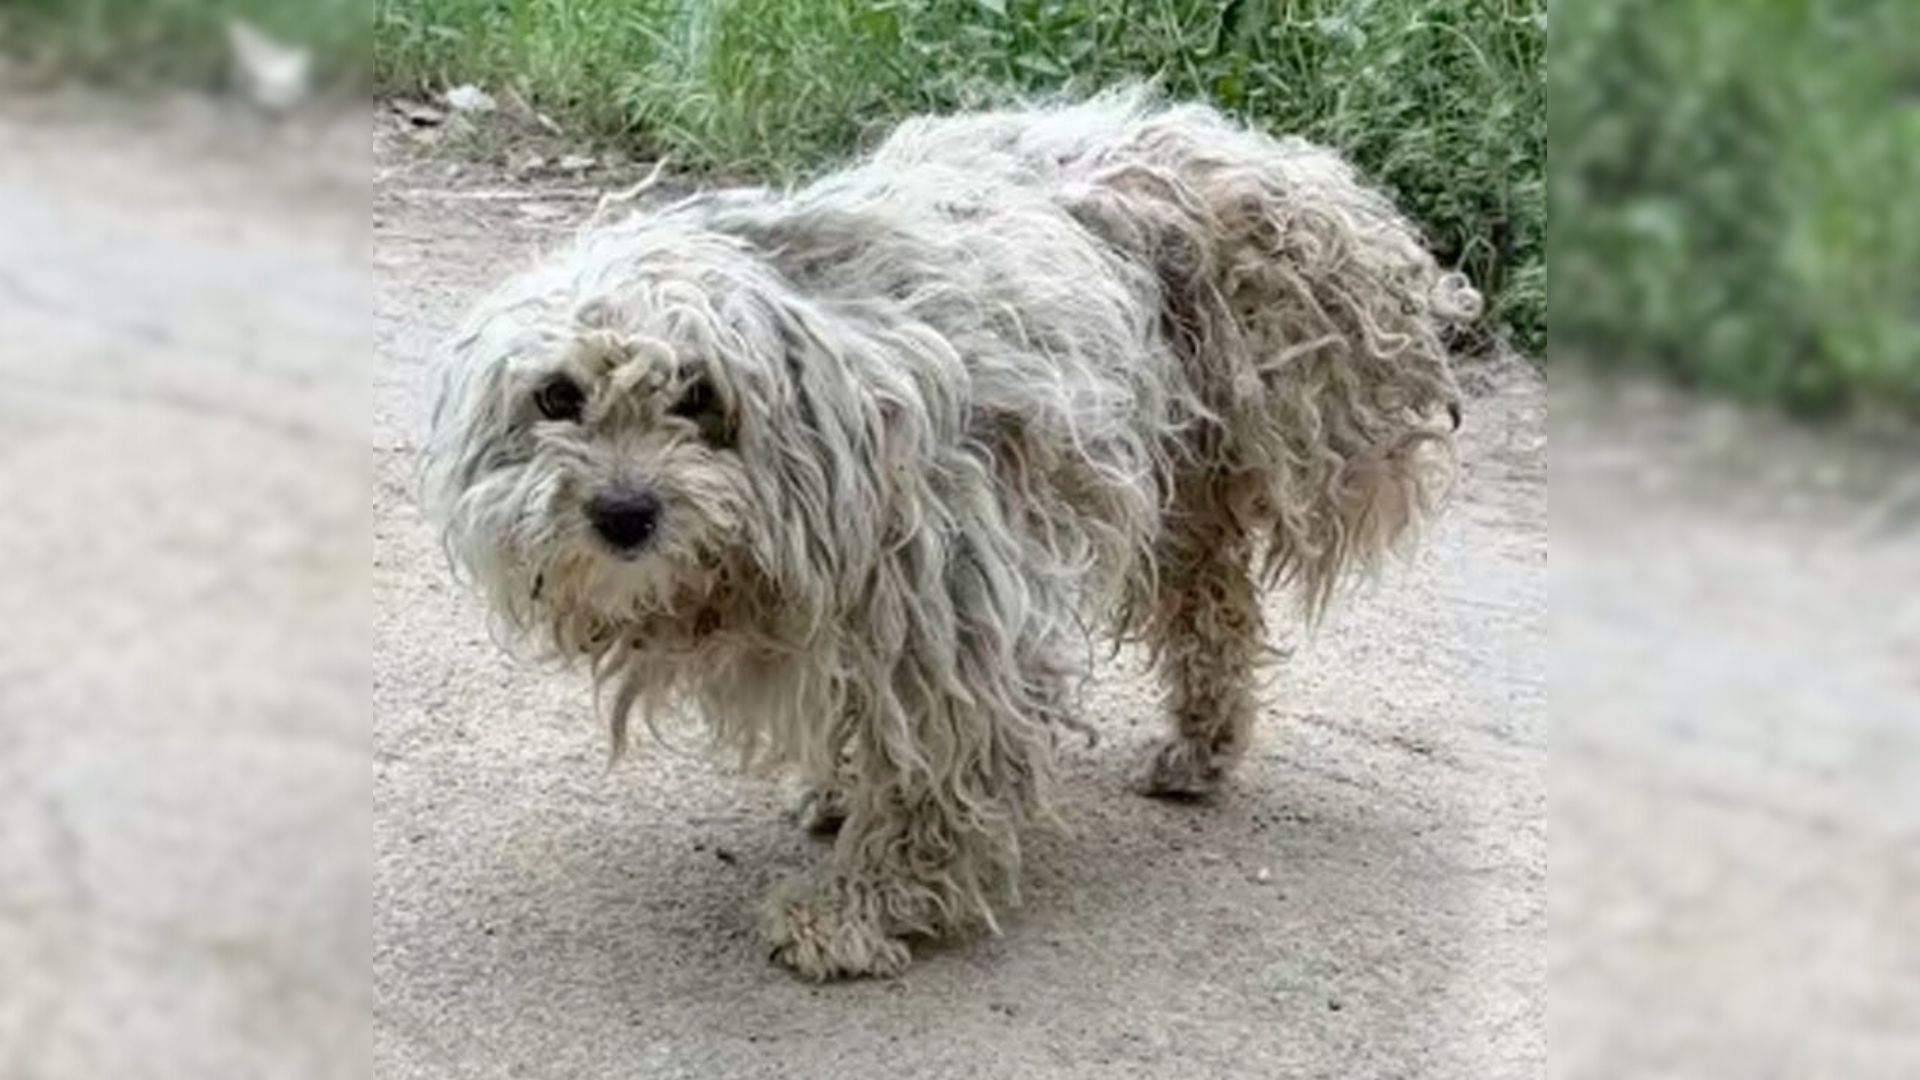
226, 18, 311, 112
446, 84, 498, 114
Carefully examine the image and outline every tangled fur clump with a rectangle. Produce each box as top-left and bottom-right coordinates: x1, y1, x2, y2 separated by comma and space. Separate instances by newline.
424, 88, 1476, 979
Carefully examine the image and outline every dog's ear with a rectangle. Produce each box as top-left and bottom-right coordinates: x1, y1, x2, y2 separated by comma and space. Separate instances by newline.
732, 312, 892, 620
775, 310, 947, 488
743, 304, 954, 618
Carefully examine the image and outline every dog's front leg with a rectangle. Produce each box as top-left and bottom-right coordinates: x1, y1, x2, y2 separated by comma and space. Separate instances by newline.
761, 716, 1029, 980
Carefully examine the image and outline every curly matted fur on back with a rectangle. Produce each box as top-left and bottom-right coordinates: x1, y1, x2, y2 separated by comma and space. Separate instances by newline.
873, 87, 1478, 609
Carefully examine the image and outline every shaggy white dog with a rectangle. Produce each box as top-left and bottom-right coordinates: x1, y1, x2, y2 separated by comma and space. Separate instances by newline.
425, 90, 1478, 979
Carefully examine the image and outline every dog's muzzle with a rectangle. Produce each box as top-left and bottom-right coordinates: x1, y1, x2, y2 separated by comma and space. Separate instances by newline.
587, 487, 662, 553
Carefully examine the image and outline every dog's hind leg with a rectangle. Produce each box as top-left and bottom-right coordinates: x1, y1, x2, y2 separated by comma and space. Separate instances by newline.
1138, 480, 1265, 799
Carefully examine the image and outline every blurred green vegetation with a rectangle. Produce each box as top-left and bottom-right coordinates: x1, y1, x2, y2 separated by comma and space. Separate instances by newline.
1554, 0, 1920, 419
0, 0, 367, 87
16, 2, 1916, 416
373, 0, 1547, 355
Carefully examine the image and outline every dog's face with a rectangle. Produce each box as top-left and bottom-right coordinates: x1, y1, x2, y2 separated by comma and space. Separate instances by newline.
425, 230, 808, 657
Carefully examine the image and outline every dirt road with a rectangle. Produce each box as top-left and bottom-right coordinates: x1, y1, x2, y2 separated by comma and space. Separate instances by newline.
369, 130, 1547, 1079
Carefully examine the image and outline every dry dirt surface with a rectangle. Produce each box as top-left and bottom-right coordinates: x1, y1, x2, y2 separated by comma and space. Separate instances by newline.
0, 98, 366, 1080
370, 122, 1547, 1080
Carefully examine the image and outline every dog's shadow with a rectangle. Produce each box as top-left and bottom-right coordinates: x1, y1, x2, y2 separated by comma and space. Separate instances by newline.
421, 722, 1511, 1077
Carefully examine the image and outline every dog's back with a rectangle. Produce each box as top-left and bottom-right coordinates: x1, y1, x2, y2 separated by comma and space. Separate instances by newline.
873, 89, 1478, 612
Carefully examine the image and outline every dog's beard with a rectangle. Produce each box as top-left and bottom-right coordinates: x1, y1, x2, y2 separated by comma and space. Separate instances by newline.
531, 540, 730, 654
451, 454, 761, 662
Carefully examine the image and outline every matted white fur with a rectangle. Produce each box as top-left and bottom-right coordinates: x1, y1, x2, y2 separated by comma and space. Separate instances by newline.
424, 89, 1476, 979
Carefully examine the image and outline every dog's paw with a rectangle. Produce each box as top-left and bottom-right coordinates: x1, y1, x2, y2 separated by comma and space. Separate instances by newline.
761, 878, 910, 981
1135, 736, 1227, 800
787, 782, 849, 838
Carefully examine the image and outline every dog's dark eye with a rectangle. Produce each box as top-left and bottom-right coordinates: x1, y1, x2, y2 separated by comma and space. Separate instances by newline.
668, 376, 732, 445
534, 375, 585, 422
669, 377, 716, 421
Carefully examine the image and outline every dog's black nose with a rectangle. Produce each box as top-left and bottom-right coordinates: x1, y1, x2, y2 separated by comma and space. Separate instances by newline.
586, 489, 662, 551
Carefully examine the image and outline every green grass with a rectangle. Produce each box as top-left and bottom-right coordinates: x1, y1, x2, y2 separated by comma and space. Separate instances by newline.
1553, 0, 1920, 419
0, 0, 368, 87
374, 0, 1547, 355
